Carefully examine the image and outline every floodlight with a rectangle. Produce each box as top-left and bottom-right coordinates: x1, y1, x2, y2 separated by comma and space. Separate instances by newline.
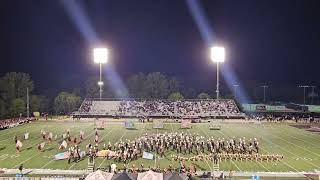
97, 81, 104, 86
93, 48, 108, 64
210, 46, 225, 63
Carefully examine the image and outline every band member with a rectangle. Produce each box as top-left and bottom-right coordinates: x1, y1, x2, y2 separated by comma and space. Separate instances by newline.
94, 133, 99, 144
80, 131, 84, 140
37, 142, 45, 151
48, 132, 53, 142
16, 140, 23, 153
59, 140, 67, 150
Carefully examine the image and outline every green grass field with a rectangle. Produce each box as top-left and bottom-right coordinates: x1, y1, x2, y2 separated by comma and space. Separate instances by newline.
0, 120, 319, 173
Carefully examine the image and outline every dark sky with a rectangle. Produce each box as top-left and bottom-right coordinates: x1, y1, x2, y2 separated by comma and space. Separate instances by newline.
1, 0, 320, 93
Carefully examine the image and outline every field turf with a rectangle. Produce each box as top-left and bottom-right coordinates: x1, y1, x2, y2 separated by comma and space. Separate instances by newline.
0, 120, 319, 173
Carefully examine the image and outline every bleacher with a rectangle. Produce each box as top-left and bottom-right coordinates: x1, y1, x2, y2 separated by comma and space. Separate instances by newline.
73, 98, 245, 118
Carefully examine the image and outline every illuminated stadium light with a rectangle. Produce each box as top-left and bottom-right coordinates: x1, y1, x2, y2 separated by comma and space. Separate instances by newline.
210, 46, 225, 99
97, 81, 104, 86
93, 47, 109, 100
93, 48, 108, 64
211, 46, 225, 63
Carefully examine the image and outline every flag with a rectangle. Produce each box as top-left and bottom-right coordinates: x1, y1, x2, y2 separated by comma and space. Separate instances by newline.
49, 132, 53, 139
80, 131, 84, 136
153, 119, 164, 129
61, 140, 67, 149
142, 151, 154, 160
181, 119, 192, 128
40, 142, 46, 149
54, 152, 70, 160
96, 150, 109, 157
16, 140, 23, 148
124, 120, 134, 129
24, 133, 29, 140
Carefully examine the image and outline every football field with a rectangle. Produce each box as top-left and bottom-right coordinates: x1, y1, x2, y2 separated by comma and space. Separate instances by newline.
0, 120, 319, 173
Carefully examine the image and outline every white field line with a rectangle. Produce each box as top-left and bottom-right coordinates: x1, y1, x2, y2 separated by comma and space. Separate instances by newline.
250, 124, 320, 159
285, 126, 320, 143
43, 128, 97, 169
271, 124, 320, 148
5, 125, 61, 155
95, 128, 116, 169
0, 125, 34, 142
12, 124, 88, 169
223, 124, 300, 172
256, 161, 270, 172
97, 127, 126, 169
140, 123, 146, 136
0, 126, 59, 162
248, 124, 320, 169
40, 159, 55, 169
230, 160, 241, 171
193, 125, 217, 172
68, 162, 77, 170
215, 126, 268, 172
215, 125, 270, 172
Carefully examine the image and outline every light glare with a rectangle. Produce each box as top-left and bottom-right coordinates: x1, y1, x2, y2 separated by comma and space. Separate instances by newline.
97, 81, 104, 86
93, 48, 108, 64
211, 46, 225, 63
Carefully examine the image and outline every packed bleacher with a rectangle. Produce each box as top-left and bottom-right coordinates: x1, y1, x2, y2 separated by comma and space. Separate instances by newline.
76, 99, 243, 118
0, 117, 35, 130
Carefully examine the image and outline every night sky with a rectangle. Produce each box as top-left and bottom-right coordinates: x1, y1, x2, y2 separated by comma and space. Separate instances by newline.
1, 0, 320, 93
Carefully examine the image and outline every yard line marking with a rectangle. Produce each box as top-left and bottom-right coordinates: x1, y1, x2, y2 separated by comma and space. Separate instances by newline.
140, 123, 146, 136
279, 159, 299, 172
250, 124, 320, 158
12, 126, 68, 168
40, 158, 55, 169
285, 126, 320, 143
43, 127, 97, 169
230, 160, 241, 171
3, 125, 61, 156
273, 128, 320, 149
0, 125, 41, 142
223, 124, 302, 172
95, 128, 116, 169
256, 161, 270, 172
214, 125, 266, 172
248, 124, 320, 169
12, 124, 87, 169
97, 126, 126, 169
170, 123, 174, 132
194, 125, 219, 172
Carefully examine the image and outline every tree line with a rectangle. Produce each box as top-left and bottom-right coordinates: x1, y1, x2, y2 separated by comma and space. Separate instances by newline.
0, 72, 212, 119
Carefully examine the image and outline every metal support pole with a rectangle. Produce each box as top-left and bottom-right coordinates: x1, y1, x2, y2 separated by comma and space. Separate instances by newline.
260, 85, 268, 103
311, 86, 316, 105
99, 63, 102, 100
233, 85, 239, 100
27, 87, 29, 118
263, 87, 266, 103
216, 63, 220, 99
303, 87, 306, 105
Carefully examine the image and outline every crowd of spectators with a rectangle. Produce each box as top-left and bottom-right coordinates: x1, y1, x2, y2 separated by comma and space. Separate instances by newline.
118, 99, 241, 117
78, 100, 92, 113
118, 100, 175, 116
246, 113, 319, 123
0, 117, 34, 130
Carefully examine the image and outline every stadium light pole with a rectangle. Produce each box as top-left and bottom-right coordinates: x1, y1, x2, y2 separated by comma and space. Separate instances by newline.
310, 86, 316, 105
233, 84, 239, 99
210, 46, 225, 99
298, 85, 310, 105
260, 85, 268, 103
93, 48, 108, 100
